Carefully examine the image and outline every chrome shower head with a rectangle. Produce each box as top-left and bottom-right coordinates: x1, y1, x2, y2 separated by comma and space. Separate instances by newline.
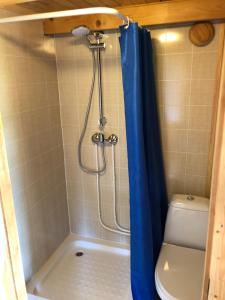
71, 25, 90, 37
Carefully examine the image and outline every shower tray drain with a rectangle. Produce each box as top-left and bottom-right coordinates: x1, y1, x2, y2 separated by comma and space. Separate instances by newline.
75, 251, 84, 257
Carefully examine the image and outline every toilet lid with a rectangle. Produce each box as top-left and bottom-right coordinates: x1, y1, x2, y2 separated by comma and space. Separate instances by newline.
155, 244, 205, 300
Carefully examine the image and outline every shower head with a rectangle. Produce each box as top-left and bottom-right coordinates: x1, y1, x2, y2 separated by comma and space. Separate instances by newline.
71, 25, 90, 37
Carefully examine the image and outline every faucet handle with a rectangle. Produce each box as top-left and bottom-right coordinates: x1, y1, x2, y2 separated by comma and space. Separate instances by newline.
92, 132, 105, 144
106, 134, 118, 145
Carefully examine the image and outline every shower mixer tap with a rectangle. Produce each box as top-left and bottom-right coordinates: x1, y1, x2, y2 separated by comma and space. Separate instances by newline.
92, 133, 118, 145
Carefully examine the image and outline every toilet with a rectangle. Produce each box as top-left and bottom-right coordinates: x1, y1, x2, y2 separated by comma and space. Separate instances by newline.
155, 194, 209, 300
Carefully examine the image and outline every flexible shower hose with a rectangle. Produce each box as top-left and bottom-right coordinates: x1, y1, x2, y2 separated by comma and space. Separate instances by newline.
78, 48, 130, 235
78, 50, 106, 174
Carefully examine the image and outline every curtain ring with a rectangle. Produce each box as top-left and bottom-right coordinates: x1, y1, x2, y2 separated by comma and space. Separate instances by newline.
124, 17, 130, 29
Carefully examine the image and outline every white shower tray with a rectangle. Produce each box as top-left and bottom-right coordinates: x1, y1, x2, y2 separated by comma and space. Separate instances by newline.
27, 234, 132, 300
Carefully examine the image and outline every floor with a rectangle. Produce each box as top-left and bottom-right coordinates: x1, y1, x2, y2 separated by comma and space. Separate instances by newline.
28, 235, 132, 300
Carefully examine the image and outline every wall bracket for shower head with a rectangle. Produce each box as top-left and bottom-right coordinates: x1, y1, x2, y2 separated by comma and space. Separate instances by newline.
89, 43, 106, 50
72, 26, 107, 49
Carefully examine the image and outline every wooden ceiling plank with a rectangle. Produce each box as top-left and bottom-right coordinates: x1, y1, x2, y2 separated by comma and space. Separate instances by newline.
96, 0, 121, 7
0, 0, 36, 6
16, 0, 66, 13
43, 0, 225, 35
51, 0, 84, 9
81, 0, 118, 7
4, 0, 165, 13
3, 3, 35, 14
117, 0, 159, 5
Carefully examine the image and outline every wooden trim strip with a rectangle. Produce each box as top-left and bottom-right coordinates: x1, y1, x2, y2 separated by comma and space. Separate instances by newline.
43, 0, 225, 34
0, 115, 27, 300
206, 24, 225, 197
201, 25, 225, 300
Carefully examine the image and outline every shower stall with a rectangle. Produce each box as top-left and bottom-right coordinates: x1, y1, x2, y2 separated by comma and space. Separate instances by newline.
26, 19, 132, 300
74, 26, 130, 236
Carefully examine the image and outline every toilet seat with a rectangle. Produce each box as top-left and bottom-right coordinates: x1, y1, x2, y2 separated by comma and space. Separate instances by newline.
155, 244, 205, 300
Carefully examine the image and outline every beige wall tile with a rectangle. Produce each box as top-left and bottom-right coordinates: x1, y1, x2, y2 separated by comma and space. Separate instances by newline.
60, 105, 79, 126
55, 34, 75, 60
164, 105, 188, 129
189, 106, 212, 130
186, 153, 208, 176
187, 130, 210, 154
190, 79, 216, 106
166, 174, 185, 198
184, 175, 207, 196
164, 152, 186, 176
156, 53, 192, 80
150, 26, 193, 56
162, 129, 188, 153
157, 80, 190, 106
56, 59, 77, 85
192, 52, 217, 80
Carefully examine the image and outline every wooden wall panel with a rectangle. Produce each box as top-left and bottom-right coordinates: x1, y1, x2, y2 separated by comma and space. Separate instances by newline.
206, 25, 225, 196
0, 116, 27, 300
202, 25, 225, 300
0, 200, 17, 300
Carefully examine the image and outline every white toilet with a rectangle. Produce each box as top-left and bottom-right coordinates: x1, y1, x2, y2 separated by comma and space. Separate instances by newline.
155, 194, 209, 300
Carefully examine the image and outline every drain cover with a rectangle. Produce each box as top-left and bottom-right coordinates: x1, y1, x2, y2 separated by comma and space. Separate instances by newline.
75, 251, 84, 257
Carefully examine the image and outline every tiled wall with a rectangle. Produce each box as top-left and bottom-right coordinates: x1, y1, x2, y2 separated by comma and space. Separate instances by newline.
0, 12, 69, 281
151, 25, 219, 197
55, 32, 129, 244
55, 24, 219, 244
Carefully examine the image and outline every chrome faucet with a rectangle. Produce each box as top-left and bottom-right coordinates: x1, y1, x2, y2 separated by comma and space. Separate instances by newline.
92, 133, 118, 145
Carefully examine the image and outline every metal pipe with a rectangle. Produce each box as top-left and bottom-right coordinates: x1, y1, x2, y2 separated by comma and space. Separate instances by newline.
112, 145, 130, 233
96, 145, 130, 236
0, 7, 129, 25
97, 47, 106, 130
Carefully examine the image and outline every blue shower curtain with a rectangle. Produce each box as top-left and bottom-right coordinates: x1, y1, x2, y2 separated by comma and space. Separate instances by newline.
119, 23, 168, 300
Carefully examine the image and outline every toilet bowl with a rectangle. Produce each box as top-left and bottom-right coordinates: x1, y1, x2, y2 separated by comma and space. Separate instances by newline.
155, 194, 209, 300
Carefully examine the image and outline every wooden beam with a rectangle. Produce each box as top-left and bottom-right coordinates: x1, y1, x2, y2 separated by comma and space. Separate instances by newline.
0, 0, 36, 6
43, 0, 225, 34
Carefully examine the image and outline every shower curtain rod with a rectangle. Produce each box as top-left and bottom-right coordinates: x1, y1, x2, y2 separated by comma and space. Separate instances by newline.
0, 7, 129, 25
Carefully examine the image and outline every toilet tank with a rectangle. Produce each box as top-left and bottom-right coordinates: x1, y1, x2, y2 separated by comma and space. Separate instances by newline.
164, 194, 209, 250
